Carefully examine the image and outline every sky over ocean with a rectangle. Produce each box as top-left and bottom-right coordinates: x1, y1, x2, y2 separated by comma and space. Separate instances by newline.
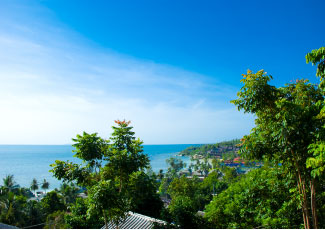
0, 0, 324, 145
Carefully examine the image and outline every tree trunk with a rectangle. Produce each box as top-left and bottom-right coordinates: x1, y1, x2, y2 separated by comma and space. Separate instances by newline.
293, 154, 310, 229
310, 178, 318, 229
103, 210, 108, 229
297, 177, 309, 229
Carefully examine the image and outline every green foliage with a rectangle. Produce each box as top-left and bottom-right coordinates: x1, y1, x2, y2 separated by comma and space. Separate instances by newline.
200, 170, 227, 196
305, 47, 325, 179
72, 132, 108, 172
2, 175, 17, 192
231, 69, 324, 228
307, 142, 325, 177
24, 200, 45, 228
50, 160, 91, 187
127, 171, 163, 218
41, 191, 66, 216
44, 210, 69, 229
168, 176, 198, 199
167, 175, 212, 213
102, 120, 149, 192
168, 195, 209, 228
306, 47, 325, 84
30, 178, 38, 195
41, 179, 49, 193
87, 180, 129, 229
0, 192, 27, 227
221, 166, 238, 183
57, 183, 80, 205
50, 120, 154, 228
65, 198, 103, 229
165, 157, 186, 175
205, 166, 303, 228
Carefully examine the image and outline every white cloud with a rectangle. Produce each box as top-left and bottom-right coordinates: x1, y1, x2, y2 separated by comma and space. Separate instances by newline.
0, 1, 254, 144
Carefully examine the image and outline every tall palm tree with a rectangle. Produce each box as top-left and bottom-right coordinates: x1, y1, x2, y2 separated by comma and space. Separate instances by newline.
41, 179, 49, 194
30, 178, 38, 197
3, 174, 16, 191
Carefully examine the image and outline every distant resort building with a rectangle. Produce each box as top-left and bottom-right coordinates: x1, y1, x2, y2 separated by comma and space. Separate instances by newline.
101, 212, 166, 229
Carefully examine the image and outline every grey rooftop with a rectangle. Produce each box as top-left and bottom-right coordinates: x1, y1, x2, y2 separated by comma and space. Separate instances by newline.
101, 211, 166, 229
0, 223, 19, 229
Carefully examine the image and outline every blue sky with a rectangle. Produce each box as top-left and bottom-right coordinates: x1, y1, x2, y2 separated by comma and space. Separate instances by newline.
0, 0, 324, 144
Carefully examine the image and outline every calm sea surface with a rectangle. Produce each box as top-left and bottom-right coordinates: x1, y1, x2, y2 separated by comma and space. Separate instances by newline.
0, 144, 198, 189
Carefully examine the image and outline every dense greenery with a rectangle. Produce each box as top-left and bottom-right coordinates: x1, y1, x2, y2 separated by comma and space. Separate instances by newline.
50, 120, 162, 228
205, 166, 303, 228
231, 69, 324, 228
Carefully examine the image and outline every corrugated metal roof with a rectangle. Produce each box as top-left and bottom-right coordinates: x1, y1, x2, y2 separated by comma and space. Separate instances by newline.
0, 223, 19, 229
101, 211, 166, 229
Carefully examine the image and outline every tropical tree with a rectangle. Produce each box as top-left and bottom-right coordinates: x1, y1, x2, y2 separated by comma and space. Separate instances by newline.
205, 166, 302, 228
41, 179, 49, 194
30, 178, 38, 197
2, 175, 17, 192
65, 197, 103, 229
126, 171, 163, 218
166, 157, 186, 174
51, 120, 151, 228
41, 191, 66, 216
306, 47, 325, 88
72, 132, 108, 174
231, 69, 324, 228
58, 183, 79, 205
44, 210, 68, 229
87, 180, 128, 229
0, 192, 27, 227
102, 120, 149, 192
24, 200, 45, 227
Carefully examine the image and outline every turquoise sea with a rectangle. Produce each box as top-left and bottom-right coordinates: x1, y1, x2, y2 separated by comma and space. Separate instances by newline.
0, 144, 198, 189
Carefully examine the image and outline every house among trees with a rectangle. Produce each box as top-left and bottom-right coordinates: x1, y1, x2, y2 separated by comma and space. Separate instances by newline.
101, 212, 166, 229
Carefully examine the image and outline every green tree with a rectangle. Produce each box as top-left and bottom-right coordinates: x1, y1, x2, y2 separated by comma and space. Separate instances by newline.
2, 175, 17, 192
205, 166, 302, 228
41, 179, 49, 194
166, 157, 186, 175
0, 192, 27, 227
72, 132, 108, 174
127, 171, 163, 218
305, 46, 325, 229
231, 69, 324, 228
168, 195, 208, 228
65, 198, 103, 229
306, 47, 325, 88
30, 178, 38, 197
87, 180, 128, 229
24, 200, 45, 228
50, 120, 151, 226
44, 210, 69, 229
58, 183, 79, 205
168, 176, 198, 199
102, 120, 149, 192
200, 170, 227, 197
41, 191, 66, 216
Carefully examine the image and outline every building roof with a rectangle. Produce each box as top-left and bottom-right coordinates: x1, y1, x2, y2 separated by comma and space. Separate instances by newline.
101, 211, 166, 229
0, 223, 19, 229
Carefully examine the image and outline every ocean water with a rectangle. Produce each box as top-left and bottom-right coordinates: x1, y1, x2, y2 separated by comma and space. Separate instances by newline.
0, 144, 196, 189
